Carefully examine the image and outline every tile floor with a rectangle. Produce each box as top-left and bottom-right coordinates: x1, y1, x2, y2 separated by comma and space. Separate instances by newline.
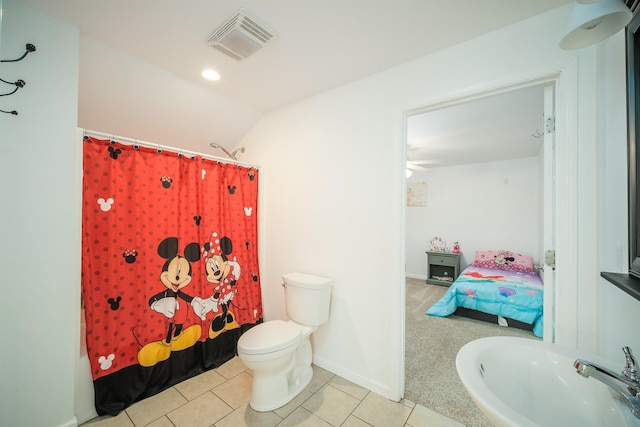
81, 356, 466, 427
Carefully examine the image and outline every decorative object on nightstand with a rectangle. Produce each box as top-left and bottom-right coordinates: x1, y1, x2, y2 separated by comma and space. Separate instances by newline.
430, 236, 446, 252
426, 251, 461, 286
452, 241, 460, 254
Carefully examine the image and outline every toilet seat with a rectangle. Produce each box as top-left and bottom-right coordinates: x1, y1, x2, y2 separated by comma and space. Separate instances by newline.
238, 320, 301, 355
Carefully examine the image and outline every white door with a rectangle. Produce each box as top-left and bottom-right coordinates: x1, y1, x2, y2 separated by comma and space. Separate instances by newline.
542, 84, 556, 342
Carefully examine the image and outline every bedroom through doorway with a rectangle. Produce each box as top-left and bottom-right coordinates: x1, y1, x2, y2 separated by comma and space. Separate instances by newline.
402, 81, 557, 425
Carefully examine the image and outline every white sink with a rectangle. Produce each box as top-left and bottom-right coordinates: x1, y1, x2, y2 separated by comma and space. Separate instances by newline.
456, 337, 640, 427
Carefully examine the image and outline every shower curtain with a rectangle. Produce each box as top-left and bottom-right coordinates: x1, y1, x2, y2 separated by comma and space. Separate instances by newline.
81, 136, 262, 415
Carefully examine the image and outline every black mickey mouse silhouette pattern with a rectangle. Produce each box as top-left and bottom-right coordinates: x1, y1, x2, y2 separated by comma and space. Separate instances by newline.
108, 146, 122, 159
108, 296, 122, 310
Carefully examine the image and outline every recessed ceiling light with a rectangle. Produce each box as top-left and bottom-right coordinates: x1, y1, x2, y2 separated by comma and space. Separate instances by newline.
202, 69, 221, 81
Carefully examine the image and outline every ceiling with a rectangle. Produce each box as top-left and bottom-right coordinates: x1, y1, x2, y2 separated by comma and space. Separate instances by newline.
16, 0, 571, 163
407, 84, 548, 170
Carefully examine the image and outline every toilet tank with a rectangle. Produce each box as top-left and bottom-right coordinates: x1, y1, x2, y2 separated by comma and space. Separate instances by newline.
283, 272, 332, 326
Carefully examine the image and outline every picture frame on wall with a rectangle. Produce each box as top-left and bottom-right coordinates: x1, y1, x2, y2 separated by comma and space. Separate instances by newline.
407, 181, 427, 206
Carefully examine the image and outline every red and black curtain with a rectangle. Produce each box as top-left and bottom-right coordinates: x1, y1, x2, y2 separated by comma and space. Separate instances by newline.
81, 136, 262, 415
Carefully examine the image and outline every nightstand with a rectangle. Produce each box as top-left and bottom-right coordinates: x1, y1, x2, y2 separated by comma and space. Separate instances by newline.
425, 251, 461, 286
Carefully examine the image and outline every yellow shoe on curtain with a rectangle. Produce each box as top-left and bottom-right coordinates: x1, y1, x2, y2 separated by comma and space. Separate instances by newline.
209, 308, 240, 339
137, 340, 171, 367
171, 324, 202, 352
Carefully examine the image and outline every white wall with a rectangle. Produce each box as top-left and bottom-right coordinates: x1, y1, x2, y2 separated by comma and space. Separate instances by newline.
0, 1, 80, 426
405, 157, 541, 278
238, 3, 639, 399
597, 31, 640, 360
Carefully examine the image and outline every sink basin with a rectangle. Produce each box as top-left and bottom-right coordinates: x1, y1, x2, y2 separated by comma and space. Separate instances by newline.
456, 337, 640, 427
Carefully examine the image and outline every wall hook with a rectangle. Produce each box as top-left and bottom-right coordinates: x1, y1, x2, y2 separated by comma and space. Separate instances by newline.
1, 43, 37, 115
1, 43, 36, 63
0, 79, 25, 96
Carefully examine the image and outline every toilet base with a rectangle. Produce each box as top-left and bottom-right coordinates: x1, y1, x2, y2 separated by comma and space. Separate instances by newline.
249, 365, 313, 412
239, 320, 318, 412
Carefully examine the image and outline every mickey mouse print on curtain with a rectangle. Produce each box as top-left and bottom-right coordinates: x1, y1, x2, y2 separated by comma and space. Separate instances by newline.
81, 136, 262, 415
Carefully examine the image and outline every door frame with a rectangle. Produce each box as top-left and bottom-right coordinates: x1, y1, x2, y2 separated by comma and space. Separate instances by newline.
391, 58, 579, 400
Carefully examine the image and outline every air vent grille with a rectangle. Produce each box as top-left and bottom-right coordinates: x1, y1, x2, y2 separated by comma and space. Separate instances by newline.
238, 16, 274, 43
205, 9, 276, 60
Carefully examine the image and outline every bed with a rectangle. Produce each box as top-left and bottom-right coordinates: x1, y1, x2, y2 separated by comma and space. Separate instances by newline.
426, 250, 544, 338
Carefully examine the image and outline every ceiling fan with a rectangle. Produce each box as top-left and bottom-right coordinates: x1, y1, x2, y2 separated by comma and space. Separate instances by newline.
406, 160, 432, 173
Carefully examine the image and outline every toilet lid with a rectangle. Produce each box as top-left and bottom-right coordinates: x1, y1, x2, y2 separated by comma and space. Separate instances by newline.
238, 320, 301, 355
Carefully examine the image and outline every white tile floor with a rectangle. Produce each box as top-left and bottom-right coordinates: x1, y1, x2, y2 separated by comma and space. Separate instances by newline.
81, 356, 466, 427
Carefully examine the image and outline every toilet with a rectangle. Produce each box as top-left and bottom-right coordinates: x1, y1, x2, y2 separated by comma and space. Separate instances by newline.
237, 272, 333, 411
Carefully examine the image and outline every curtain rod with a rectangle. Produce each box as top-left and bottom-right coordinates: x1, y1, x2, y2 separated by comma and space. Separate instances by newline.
82, 129, 260, 169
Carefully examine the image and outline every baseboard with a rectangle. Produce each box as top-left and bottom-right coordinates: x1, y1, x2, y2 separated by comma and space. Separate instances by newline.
405, 273, 426, 280
75, 406, 98, 426
312, 354, 391, 400
56, 417, 78, 427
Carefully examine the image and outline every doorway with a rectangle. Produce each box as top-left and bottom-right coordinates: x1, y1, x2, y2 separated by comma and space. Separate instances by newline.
401, 80, 558, 423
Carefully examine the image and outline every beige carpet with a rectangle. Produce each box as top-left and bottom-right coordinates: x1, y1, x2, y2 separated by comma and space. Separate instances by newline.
404, 277, 540, 427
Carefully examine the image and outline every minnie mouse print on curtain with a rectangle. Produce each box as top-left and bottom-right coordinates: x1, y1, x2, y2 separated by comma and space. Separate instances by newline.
81, 136, 262, 415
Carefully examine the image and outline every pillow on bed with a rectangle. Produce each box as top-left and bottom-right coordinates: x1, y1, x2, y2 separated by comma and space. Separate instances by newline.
472, 250, 534, 273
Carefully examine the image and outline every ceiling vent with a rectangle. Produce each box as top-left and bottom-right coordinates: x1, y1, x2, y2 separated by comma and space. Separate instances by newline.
205, 9, 276, 61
